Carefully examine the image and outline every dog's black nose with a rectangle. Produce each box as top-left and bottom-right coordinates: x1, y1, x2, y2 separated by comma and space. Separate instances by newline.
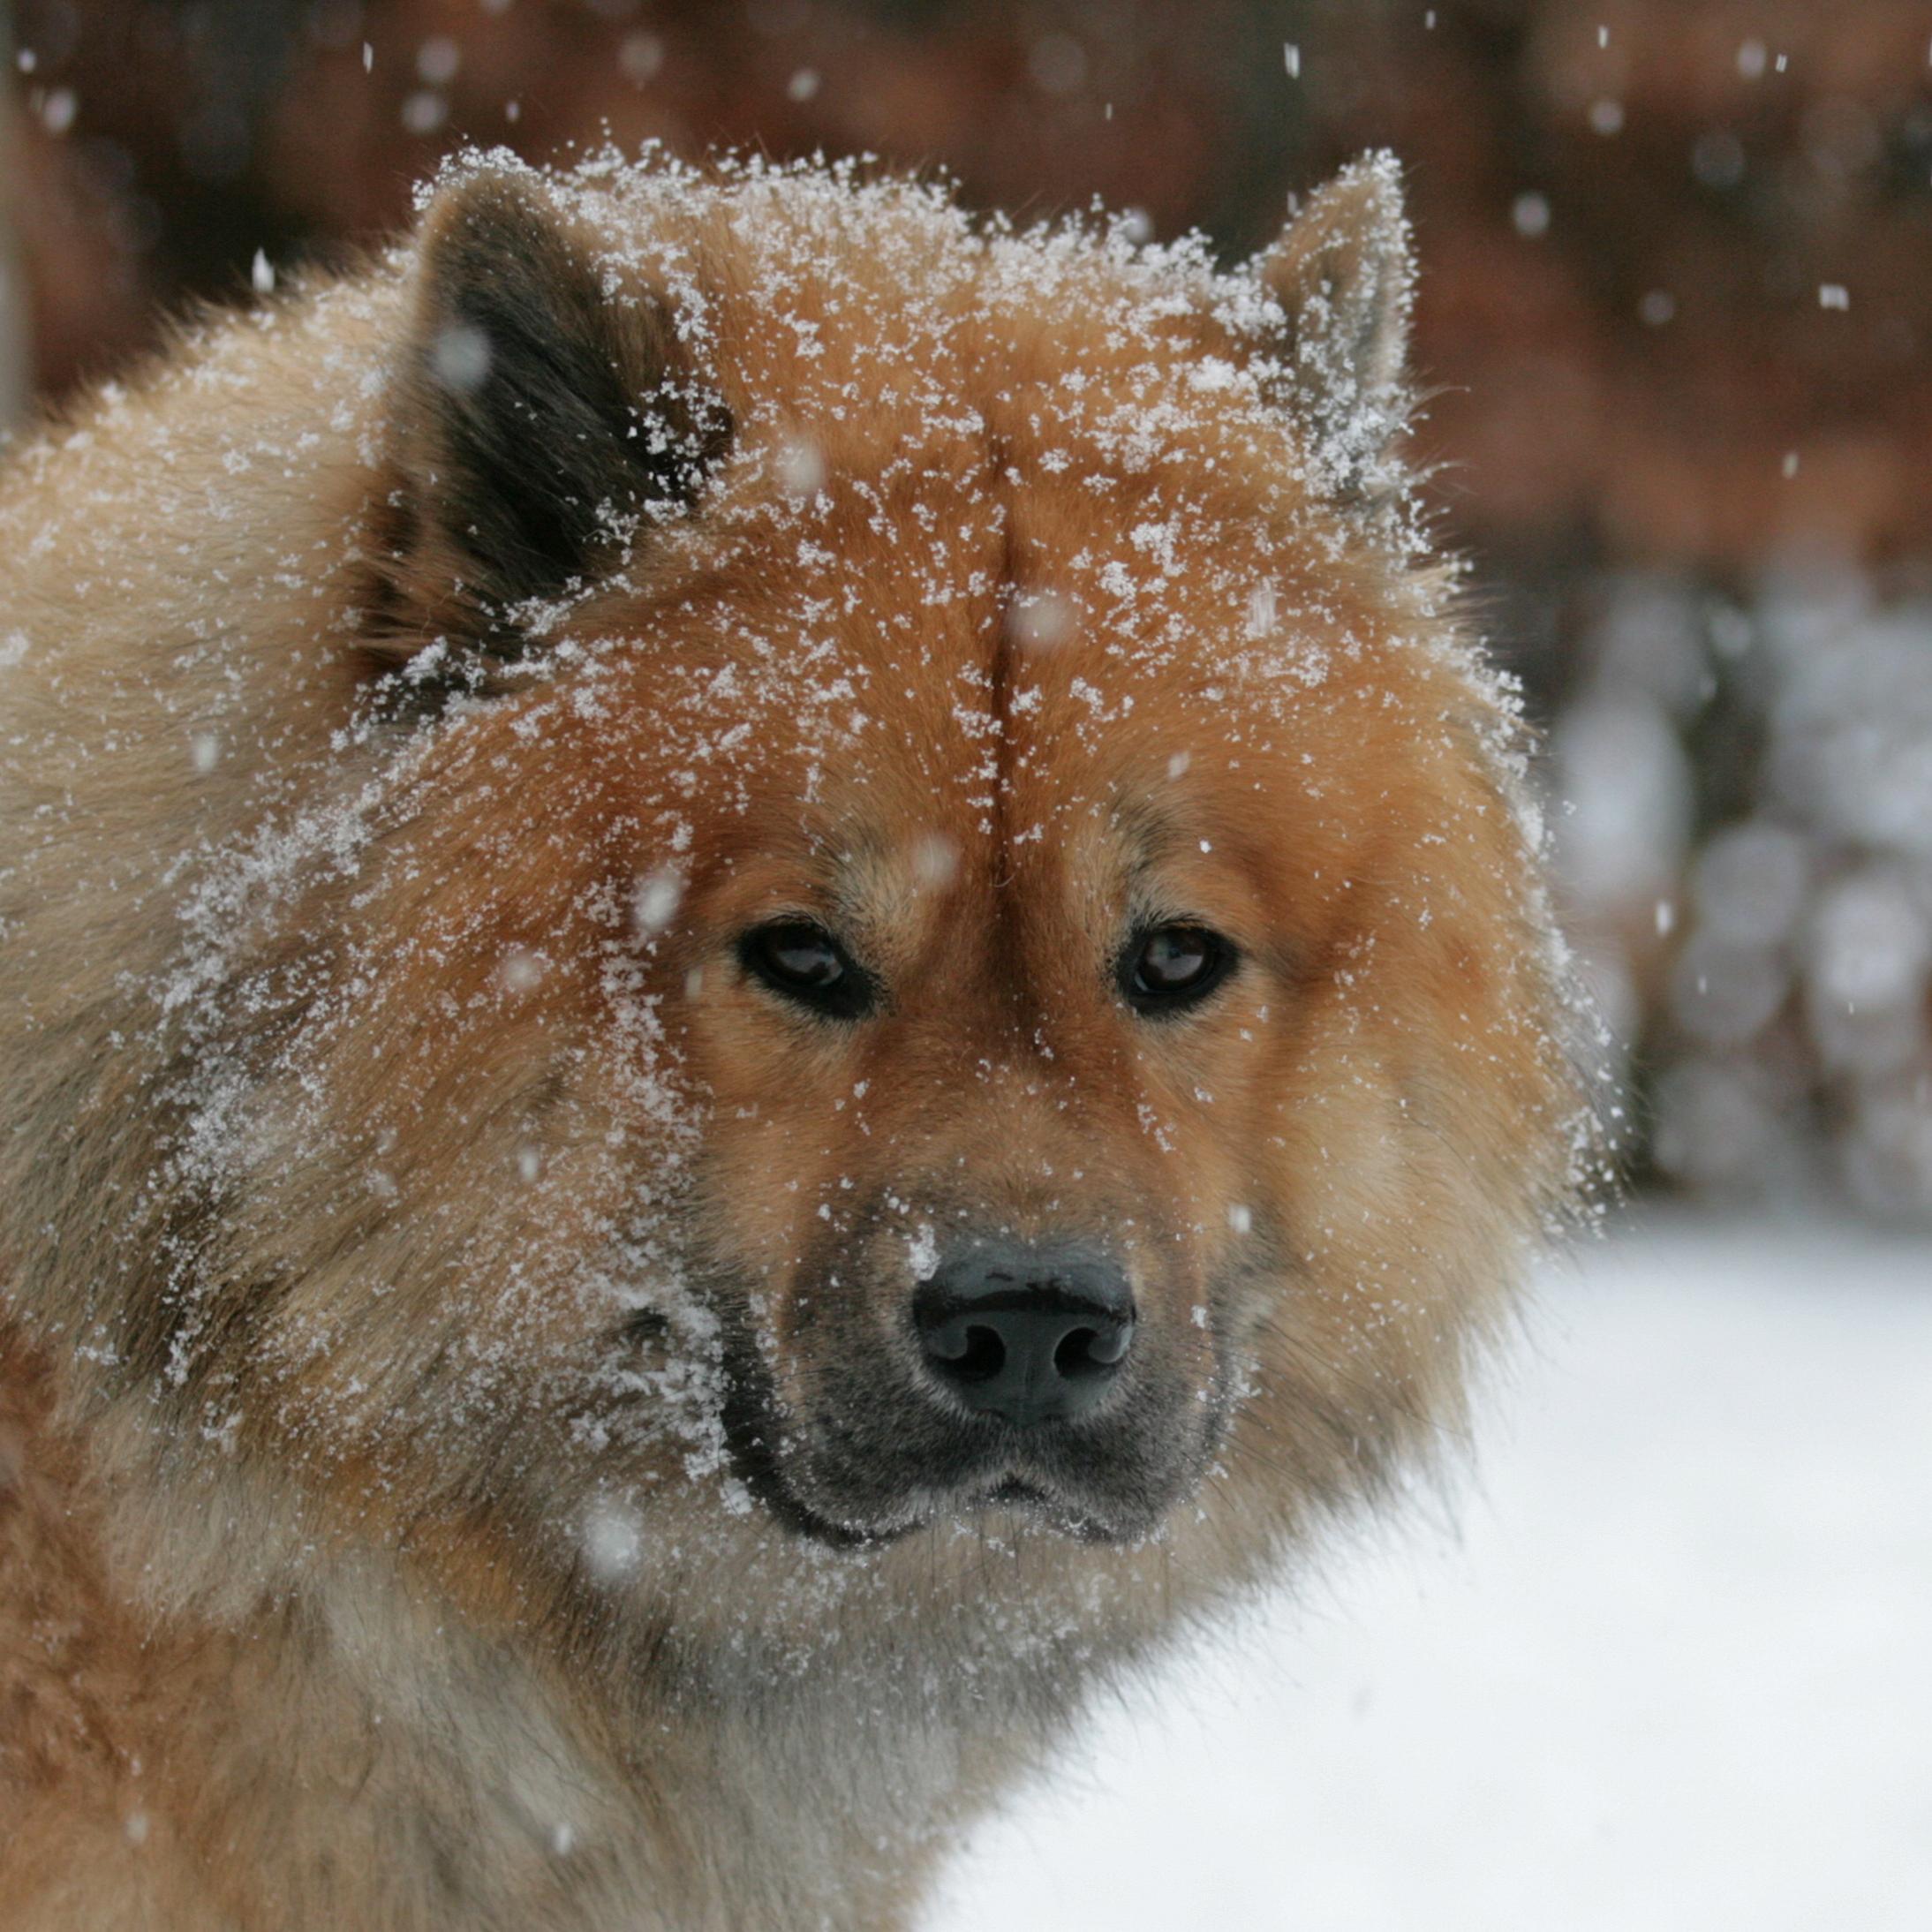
913, 1242, 1135, 1425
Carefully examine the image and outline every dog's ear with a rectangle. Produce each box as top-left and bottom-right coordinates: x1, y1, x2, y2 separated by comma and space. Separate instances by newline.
1254, 152, 1415, 507
365, 168, 730, 663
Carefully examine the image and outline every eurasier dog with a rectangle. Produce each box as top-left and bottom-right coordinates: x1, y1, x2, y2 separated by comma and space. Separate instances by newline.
0, 150, 1584, 1928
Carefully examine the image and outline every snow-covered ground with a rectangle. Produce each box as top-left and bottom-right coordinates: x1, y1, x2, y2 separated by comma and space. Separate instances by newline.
926, 1214, 1932, 1931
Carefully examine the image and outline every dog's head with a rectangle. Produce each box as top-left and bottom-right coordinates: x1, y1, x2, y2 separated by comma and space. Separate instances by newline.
125, 156, 1582, 1648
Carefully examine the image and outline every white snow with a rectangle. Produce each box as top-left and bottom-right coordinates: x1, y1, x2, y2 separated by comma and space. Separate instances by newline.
579, 1498, 645, 1584
926, 1213, 1932, 1932
630, 866, 685, 938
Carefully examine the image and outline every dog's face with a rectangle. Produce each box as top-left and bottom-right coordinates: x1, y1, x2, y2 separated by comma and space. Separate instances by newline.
140, 160, 1578, 1641
653, 467, 1543, 1551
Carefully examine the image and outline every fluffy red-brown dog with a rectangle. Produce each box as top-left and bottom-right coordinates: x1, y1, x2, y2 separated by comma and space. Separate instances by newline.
0, 151, 1585, 1928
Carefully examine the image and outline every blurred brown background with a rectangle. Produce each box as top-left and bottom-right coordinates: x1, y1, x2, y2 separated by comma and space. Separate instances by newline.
6, 0, 1932, 1218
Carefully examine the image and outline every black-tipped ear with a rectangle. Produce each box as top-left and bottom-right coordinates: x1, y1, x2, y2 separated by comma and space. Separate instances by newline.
1255, 152, 1415, 505
368, 169, 730, 657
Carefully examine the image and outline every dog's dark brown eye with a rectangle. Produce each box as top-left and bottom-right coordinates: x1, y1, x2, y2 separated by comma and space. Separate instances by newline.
1122, 924, 1235, 1014
739, 920, 875, 1020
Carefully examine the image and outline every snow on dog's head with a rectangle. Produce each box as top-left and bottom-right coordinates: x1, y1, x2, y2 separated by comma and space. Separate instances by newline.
39, 153, 1587, 1670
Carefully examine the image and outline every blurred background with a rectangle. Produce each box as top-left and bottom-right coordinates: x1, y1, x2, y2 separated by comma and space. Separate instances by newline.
7, 0, 1932, 1220
3, 7, 1928, 1926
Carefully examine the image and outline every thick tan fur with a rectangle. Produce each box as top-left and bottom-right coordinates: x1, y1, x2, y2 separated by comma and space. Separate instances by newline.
0, 153, 1583, 1928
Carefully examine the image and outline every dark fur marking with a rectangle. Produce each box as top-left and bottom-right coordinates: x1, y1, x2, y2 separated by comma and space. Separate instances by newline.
712, 1315, 886, 1550
363, 175, 733, 676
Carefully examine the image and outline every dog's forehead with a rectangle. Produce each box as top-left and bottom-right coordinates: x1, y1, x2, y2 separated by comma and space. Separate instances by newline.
713, 522, 1377, 924
577, 200, 1407, 887
593, 434, 1395, 901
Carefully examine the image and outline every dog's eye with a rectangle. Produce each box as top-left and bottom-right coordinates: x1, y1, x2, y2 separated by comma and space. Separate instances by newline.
738, 920, 875, 1020
1121, 924, 1236, 1013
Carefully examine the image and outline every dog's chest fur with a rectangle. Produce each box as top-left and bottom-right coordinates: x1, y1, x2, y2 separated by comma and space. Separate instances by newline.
4, 1382, 1030, 1930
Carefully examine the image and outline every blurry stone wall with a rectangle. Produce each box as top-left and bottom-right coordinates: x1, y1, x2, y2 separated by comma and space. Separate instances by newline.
8, 0, 1932, 1217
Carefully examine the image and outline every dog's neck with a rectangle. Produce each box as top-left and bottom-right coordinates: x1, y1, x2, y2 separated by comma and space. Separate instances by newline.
7, 1362, 1027, 1932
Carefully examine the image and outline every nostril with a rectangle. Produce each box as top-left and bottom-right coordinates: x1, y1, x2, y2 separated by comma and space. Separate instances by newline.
1060, 1319, 1134, 1373
950, 1324, 1006, 1385
1053, 1325, 1105, 1378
